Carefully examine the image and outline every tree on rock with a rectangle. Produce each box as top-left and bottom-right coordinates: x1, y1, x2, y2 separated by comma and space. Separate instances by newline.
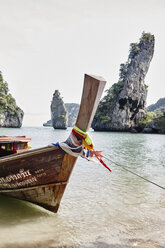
0, 71, 24, 128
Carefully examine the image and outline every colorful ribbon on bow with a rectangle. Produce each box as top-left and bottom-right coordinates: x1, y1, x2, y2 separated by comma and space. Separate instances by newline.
72, 126, 111, 172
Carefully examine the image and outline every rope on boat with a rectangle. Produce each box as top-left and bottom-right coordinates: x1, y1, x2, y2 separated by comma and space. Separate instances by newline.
53, 127, 165, 190
103, 155, 165, 190
53, 126, 111, 172
53, 131, 83, 157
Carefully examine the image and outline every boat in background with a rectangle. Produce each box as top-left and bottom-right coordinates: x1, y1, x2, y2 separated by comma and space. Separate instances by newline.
0, 74, 106, 213
0, 136, 31, 157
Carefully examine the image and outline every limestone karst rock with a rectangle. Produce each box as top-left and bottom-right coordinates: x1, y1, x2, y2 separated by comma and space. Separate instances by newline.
51, 90, 68, 129
0, 71, 24, 128
65, 103, 79, 127
45, 102, 79, 128
92, 32, 155, 131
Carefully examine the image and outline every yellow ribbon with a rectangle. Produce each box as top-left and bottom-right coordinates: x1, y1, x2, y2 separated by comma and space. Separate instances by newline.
73, 126, 94, 151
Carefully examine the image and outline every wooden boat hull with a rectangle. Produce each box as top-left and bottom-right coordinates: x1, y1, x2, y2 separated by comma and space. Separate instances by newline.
0, 74, 106, 212
0, 146, 77, 212
1, 181, 67, 212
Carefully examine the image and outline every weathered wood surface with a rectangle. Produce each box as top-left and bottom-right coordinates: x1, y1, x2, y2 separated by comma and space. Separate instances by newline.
0, 74, 106, 212
76, 74, 106, 131
0, 146, 65, 189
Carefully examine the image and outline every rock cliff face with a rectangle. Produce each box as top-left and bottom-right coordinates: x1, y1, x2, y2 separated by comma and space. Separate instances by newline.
45, 102, 79, 128
51, 90, 68, 129
92, 32, 155, 131
0, 71, 24, 128
65, 103, 79, 127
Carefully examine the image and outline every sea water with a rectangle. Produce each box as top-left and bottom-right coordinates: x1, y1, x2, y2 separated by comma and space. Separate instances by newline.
0, 127, 164, 248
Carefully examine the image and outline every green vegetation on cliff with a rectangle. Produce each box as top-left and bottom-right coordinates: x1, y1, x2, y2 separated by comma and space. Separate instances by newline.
0, 71, 20, 115
139, 112, 165, 134
139, 112, 156, 125
94, 81, 124, 125
94, 33, 151, 114
119, 32, 153, 80
139, 97, 165, 134
92, 32, 154, 131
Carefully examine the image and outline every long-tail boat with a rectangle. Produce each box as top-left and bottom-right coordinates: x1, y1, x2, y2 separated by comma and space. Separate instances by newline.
0, 74, 106, 212
0, 136, 31, 157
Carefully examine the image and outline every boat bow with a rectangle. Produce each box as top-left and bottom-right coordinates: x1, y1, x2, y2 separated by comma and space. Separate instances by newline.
0, 74, 106, 212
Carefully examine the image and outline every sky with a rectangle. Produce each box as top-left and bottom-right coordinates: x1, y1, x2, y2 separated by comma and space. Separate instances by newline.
0, 0, 165, 126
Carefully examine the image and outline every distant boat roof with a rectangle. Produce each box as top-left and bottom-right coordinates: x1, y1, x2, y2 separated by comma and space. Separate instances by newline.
0, 136, 31, 143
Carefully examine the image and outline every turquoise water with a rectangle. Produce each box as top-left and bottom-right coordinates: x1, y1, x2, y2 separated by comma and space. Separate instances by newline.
0, 127, 165, 248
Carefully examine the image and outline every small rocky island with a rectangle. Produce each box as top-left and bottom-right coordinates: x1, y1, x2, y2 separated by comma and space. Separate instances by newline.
92, 32, 155, 132
48, 90, 79, 129
51, 90, 68, 129
0, 71, 24, 128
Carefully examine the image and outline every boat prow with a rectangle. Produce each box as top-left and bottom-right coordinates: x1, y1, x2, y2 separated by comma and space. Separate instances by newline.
0, 74, 106, 212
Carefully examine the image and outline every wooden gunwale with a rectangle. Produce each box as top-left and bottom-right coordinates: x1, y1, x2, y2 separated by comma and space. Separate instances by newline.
0, 146, 59, 164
